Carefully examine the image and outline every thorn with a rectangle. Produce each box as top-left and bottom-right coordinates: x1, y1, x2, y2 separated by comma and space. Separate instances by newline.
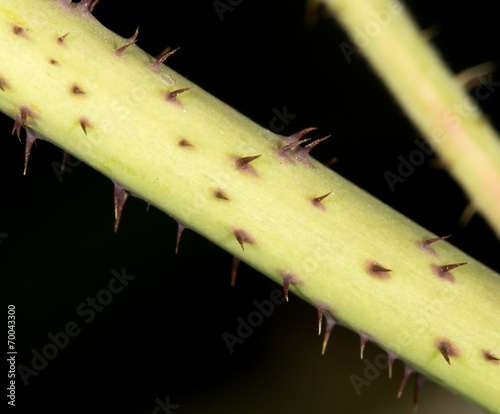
366, 261, 392, 279
57, 32, 69, 45
165, 87, 192, 106
418, 234, 451, 255
275, 138, 311, 163
277, 269, 303, 302
458, 202, 476, 228
439, 262, 468, 273
61, 151, 69, 171
178, 138, 193, 148
440, 346, 450, 365
281, 138, 311, 153
0, 77, 8, 91
387, 351, 397, 379
295, 135, 331, 166
456, 61, 497, 91
397, 365, 414, 398
115, 27, 139, 56
436, 339, 460, 365
23, 128, 43, 175
214, 188, 229, 201
12, 25, 29, 38
413, 374, 426, 413
421, 24, 442, 41
483, 349, 500, 363
232, 229, 255, 251
113, 182, 130, 233
231, 256, 240, 286
311, 191, 333, 210
175, 222, 186, 254
77, 0, 99, 13
79, 118, 91, 135
318, 307, 324, 336
88, 0, 100, 13
12, 107, 36, 141
433, 262, 468, 282
321, 314, 336, 355
324, 156, 338, 167
359, 331, 370, 359
280, 127, 316, 145
151, 47, 180, 72
71, 84, 85, 95
234, 155, 261, 176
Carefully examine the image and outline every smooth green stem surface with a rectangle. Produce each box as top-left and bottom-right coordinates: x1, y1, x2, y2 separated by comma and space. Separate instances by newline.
0, 1, 499, 412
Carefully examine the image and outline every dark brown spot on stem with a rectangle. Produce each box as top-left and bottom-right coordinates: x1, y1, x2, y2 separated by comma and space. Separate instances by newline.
71, 84, 85, 95
49, 59, 59, 65
277, 269, 304, 302
436, 339, 460, 365
178, 138, 193, 148
213, 189, 229, 201
233, 155, 261, 176
0, 78, 8, 91
365, 261, 392, 279
232, 228, 256, 251
482, 350, 500, 363
13, 25, 28, 38
432, 262, 468, 282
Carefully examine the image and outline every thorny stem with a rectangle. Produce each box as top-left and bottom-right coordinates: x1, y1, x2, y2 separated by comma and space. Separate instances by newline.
324, 0, 500, 238
0, 0, 499, 412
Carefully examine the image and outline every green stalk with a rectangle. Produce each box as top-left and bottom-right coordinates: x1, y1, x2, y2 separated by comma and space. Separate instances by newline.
325, 0, 500, 238
0, 0, 499, 412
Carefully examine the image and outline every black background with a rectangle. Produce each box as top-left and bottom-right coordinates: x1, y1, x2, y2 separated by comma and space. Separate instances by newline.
1, 1, 499, 413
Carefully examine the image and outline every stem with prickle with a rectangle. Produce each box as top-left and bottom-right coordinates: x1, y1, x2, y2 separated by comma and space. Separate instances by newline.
325, 0, 500, 238
0, 0, 499, 412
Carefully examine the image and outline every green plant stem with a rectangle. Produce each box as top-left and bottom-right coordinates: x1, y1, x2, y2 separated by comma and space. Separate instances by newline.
0, 1, 499, 411
324, 0, 500, 238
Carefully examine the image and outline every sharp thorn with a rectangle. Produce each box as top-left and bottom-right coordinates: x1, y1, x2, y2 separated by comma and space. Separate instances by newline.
321, 314, 336, 355
397, 365, 414, 398
413, 374, 426, 413
231, 256, 240, 286
113, 182, 130, 233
